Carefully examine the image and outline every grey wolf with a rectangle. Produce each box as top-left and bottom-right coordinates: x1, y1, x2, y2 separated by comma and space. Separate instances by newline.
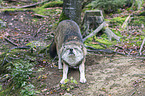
49, 20, 87, 84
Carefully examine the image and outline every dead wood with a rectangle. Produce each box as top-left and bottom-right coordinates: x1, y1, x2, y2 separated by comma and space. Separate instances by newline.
139, 38, 145, 55
104, 27, 120, 41
33, 14, 49, 18
4, 37, 18, 46
0, 0, 49, 9
83, 21, 120, 42
83, 22, 105, 41
34, 25, 45, 37
87, 49, 126, 55
121, 15, 131, 29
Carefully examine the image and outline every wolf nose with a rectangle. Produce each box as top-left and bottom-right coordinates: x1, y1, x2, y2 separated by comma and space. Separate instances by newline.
69, 48, 74, 54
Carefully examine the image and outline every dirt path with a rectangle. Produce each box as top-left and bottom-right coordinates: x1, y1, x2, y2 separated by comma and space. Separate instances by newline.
70, 55, 145, 96
35, 55, 145, 96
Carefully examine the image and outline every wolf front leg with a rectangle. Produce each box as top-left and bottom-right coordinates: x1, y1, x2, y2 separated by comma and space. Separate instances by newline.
79, 59, 86, 83
58, 52, 62, 69
60, 62, 69, 84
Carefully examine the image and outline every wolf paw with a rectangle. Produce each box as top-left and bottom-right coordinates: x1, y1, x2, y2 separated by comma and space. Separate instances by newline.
80, 78, 87, 83
60, 79, 65, 84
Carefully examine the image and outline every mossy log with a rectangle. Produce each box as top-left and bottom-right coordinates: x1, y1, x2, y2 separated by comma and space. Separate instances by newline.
0, 0, 49, 9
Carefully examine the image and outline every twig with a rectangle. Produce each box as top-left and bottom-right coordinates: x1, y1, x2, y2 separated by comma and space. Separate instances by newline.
33, 14, 49, 18
4, 37, 18, 46
0, 0, 49, 9
130, 91, 136, 96
83, 22, 105, 41
87, 49, 126, 55
34, 25, 45, 37
139, 38, 145, 55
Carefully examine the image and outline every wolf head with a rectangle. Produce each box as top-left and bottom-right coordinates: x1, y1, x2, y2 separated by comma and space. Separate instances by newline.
60, 42, 86, 67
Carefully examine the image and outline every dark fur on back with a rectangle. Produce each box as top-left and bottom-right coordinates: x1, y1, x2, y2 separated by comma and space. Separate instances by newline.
49, 20, 83, 58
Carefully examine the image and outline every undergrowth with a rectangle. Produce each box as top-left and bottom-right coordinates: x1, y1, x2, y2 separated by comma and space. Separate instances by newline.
0, 48, 38, 95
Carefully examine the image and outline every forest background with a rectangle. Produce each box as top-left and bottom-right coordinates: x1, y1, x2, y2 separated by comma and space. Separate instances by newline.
0, 0, 145, 96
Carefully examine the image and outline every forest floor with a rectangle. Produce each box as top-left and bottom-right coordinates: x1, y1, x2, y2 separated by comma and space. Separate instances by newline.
0, 2, 145, 96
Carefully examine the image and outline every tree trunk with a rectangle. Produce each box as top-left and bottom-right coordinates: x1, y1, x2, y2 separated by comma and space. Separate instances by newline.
61, 0, 82, 25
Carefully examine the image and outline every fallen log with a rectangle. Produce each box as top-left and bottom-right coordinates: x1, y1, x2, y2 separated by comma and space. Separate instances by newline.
0, 0, 49, 9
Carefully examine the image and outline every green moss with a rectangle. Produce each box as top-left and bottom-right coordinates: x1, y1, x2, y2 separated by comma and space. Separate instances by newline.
130, 16, 145, 25
32, 0, 38, 2
95, 37, 113, 46
33, 7, 49, 16
42, 1, 63, 8
59, 12, 70, 22
85, 42, 105, 49
33, 6, 61, 17
140, 36, 145, 39
111, 28, 122, 37
105, 17, 127, 26
1, 8, 27, 12
84, 34, 115, 49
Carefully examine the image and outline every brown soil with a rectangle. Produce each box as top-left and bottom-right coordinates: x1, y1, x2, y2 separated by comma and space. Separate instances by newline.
35, 55, 145, 96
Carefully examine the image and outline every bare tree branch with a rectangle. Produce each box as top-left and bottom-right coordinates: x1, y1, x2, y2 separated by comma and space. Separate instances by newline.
139, 38, 145, 55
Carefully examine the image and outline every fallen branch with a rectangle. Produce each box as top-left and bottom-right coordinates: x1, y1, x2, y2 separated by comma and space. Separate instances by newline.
33, 14, 49, 18
83, 21, 121, 42
139, 38, 145, 55
87, 48, 126, 55
4, 37, 18, 46
83, 22, 105, 41
121, 15, 131, 29
104, 27, 120, 41
0, 0, 49, 9
34, 25, 45, 37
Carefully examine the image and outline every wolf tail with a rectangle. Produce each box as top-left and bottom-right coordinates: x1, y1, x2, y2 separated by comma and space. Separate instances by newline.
49, 40, 57, 58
